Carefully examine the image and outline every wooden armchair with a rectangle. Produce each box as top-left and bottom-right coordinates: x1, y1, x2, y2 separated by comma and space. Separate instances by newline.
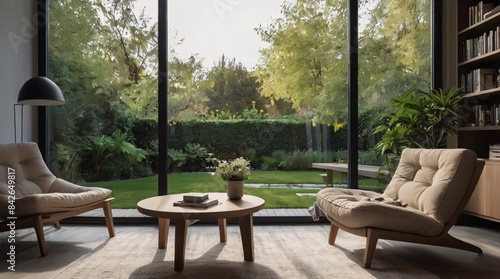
0, 142, 115, 256
316, 148, 484, 268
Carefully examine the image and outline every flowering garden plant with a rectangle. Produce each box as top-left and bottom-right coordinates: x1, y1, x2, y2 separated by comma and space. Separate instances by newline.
216, 157, 250, 181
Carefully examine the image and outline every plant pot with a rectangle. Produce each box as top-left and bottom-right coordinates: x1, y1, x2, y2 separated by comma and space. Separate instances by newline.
226, 180, 244, 200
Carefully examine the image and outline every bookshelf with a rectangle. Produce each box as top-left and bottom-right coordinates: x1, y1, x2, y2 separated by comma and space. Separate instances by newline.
457, 0, 500, 222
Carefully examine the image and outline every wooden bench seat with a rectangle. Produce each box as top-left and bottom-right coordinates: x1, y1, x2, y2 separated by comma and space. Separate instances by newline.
312, 163, 387, 186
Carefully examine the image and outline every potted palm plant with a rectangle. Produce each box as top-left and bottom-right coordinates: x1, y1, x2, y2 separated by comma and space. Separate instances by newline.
216, 157, 250, 199
374, 87, 463, 176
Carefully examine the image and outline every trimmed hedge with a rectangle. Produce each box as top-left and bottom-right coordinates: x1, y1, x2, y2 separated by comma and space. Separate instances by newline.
132, 119, 352, 160
167, 120, 308, 161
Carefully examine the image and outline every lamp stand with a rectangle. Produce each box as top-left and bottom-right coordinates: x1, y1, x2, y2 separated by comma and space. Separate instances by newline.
13, 104, 24, 143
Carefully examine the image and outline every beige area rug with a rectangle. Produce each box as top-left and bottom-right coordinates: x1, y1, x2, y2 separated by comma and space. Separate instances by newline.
51, 226, 438, 279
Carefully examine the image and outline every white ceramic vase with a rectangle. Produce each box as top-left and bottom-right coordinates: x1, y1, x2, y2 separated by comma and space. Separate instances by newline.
226, 180, 244, 200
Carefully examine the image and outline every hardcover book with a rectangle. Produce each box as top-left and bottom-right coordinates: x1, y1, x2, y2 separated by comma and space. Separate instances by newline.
183, 193, 209, 203
174, 198, 219, 208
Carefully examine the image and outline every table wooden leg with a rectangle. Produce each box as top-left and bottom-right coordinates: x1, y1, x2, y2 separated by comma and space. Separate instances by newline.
158, 218, 170, 249
238, 214, 254, 261
218, 218, 227, 242
326, 170, 333, 186
174, 219, 188, 271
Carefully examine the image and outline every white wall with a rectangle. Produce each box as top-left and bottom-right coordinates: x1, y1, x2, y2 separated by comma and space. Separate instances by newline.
0, 0, 37, 144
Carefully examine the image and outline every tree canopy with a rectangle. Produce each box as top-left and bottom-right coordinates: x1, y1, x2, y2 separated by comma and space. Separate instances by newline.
255, 0, 431, 123
203, 55, 266, 115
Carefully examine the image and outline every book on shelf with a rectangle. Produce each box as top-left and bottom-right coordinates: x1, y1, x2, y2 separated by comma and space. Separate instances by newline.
173, 198, 219, 208
484, 4, 500, 19
182, 193, 209, 203
460, 68, 498, 93
470, 104, 500, 126
460, 25, 500, 62
470, 1, 495, 25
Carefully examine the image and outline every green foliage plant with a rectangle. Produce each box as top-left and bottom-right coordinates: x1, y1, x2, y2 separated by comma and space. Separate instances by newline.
183, 143, 213, 171
167, 143, 217, 172
82, 135, 114, 179
279, 149, 335, 170
80, 131, 147, 180
167, 149, 187, 170
52, 143, 83, 182
184, 143, 207, 160
110, 131, 148, 166
374, 87, 463, 174
260, 156, 280, 170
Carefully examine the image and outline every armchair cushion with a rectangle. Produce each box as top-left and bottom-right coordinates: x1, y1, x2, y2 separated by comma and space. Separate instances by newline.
316, 188, 442, 236
11, 183, 111, 217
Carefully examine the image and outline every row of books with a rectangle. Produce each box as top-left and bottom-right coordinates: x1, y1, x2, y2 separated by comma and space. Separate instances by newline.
460, 27, 500, 62
460, 68, 497, 93
468, 1, 496, 26
466, 104, 500, 127
173, 193, 219, 208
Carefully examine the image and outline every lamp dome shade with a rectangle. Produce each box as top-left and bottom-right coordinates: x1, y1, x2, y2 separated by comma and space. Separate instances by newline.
17, 76, 65, 105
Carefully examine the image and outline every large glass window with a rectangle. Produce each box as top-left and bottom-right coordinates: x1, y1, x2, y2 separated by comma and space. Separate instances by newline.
45, 0, 432, 210
47, 0, 159, 206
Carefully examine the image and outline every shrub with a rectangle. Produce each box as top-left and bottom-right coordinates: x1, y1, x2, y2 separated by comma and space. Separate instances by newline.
279, 149, 335, 170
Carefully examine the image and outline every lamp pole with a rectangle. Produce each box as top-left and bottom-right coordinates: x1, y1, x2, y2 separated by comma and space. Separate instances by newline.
37, 0, 50, 160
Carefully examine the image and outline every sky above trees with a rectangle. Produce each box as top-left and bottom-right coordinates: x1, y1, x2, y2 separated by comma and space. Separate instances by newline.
167, 0, 287, 70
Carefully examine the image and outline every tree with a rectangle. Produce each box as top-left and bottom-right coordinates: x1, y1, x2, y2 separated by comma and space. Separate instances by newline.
167, 54, 206, 120
359, 0, 431, 101
48, 0, 151, 180
95, 0, 159, 118
256, 0, 349, 123
203, 55, 267, 115
256, 0, 431, 124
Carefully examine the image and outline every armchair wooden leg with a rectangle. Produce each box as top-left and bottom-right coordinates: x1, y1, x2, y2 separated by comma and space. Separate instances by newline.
53, 221, 61, 229
103, 200, 115, 237
34, 216, 48, 257
363, 229, 378, 268
328, 223, 339, 245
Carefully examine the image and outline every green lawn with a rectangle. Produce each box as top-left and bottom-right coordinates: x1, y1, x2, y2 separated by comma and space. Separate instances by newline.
86, 171, 386, 209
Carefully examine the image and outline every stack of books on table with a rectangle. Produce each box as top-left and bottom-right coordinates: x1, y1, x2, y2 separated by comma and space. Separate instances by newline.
490, 144, 500, 161
173, 193, 219, 208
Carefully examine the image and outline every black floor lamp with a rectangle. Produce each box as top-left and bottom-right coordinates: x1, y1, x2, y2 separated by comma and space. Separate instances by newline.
14, 76, 65, 142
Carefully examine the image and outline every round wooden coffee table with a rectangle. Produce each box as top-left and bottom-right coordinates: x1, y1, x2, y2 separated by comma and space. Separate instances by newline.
137, 192, 265, 271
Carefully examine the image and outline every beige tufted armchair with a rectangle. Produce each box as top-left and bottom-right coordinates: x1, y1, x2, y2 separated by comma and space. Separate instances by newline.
0, 142, 115, 256
316, 148, 484, 268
